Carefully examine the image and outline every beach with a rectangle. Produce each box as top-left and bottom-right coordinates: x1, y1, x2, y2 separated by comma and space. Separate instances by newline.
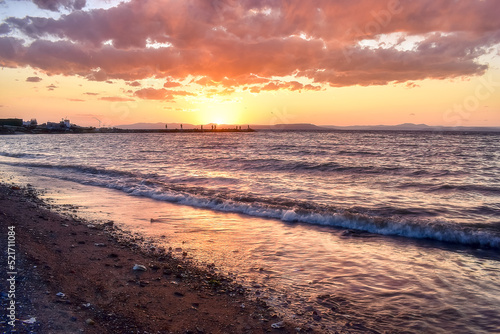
0, 183, 305, 334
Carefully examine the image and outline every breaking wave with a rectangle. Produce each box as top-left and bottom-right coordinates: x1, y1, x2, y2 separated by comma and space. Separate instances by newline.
2, 160, 499, 249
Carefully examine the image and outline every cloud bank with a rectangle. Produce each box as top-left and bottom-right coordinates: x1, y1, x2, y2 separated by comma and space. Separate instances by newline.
1, 0, 499, 100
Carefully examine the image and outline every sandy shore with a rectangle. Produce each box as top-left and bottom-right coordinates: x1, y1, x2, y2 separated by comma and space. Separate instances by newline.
0, 183, 304, 333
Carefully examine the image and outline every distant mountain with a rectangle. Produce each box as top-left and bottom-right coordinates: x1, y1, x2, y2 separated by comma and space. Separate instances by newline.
323, 123, 500, 132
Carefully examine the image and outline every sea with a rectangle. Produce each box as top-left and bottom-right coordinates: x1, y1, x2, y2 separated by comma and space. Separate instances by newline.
1, 130, 499, 333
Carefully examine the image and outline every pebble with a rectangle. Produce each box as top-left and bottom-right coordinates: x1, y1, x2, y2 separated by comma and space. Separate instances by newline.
132, 264, 147, 271
271, 321, 285, 329
85, 318, 95, 326
22, 317, 37, 324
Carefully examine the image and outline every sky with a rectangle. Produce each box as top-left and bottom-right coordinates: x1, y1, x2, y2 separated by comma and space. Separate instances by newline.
0, 0, 499, 127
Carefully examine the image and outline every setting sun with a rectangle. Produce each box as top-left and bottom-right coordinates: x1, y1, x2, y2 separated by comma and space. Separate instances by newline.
198, 102, 243, 125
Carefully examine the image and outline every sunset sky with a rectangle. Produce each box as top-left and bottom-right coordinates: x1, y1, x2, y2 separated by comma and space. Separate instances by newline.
1, 0, 499, 127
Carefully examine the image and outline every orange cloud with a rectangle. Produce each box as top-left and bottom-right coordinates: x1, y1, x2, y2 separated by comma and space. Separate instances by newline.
1, 0, 499, 98
134, 88, 195, 100
99, 96, 135, 102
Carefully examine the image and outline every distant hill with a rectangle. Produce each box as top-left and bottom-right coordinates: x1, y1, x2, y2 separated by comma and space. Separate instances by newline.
323, 123, 500, 132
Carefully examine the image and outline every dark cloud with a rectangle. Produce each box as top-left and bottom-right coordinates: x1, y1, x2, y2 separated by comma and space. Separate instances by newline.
47, 84, 57, 90
0, 23, 11, 35
1, 0, 499, 98
26, 76, 42, 82
32, 0, 86, 12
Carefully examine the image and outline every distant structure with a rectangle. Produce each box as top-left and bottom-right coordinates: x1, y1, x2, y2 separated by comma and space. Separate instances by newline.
23, 119, 37, 128
46, 119, 71, 130
93, 117, 102, 128
0, 118, 23, 127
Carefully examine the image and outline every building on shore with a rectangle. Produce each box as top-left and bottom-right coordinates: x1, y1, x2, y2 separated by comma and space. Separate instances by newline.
23, 119, 38, 128
0, 118, 23, 127
46, 119, 71, 130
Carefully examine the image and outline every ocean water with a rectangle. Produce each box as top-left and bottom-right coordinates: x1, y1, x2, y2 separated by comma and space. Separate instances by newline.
1, 131, 499, 333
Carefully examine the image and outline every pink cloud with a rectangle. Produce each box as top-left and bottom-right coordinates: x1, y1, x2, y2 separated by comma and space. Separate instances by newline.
134, 88, 170, 100
1, 0, 499, 99
134, 88, 195, 100
99, 96, 135, 102
127, 81, 141, 87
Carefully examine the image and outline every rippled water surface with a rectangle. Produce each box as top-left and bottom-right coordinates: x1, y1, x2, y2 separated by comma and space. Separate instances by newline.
1, 131, 500, 332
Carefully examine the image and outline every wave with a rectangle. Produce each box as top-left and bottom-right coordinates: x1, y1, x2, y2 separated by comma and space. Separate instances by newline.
429, 184, 500, 195
0, 152, 43, 159
236, 158, 409, 175
2, 160, 500, 249
337, 150, 380, 156
107, 184, 500, 249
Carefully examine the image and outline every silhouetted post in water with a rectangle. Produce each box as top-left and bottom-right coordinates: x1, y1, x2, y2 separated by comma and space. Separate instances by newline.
165, 124, 167, 129
180, 124, 183, 130
201, 125, 203, 132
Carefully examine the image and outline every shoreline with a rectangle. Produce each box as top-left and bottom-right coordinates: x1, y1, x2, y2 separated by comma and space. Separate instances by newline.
0, 183, 304, 333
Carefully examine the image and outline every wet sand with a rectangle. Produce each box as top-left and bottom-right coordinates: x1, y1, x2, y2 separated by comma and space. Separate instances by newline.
0, 183, 303, 333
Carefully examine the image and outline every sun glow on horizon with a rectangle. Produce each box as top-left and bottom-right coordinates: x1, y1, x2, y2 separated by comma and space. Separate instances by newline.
198, 101, 243, 125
